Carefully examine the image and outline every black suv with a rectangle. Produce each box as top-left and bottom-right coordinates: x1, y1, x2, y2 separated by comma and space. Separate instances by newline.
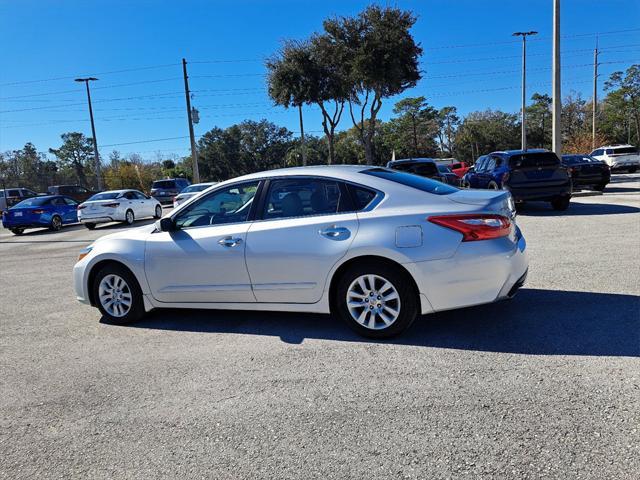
150, 178, 191, 205
47, 185, 96, 202
386, 158, 460, 186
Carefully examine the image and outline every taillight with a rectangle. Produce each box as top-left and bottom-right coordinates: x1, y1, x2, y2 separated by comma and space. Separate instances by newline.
77, 205, 86, 210
32, 209, 45, 215
428, 214, 512, 242
567, 167, 574, 174
502, 171, 510, 184
103, 202, 120, 208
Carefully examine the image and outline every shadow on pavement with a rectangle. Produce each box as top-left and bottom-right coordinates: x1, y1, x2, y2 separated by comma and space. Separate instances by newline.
120, 288, 640, 357
519, 201, 640, 216
603, 186, 640, 194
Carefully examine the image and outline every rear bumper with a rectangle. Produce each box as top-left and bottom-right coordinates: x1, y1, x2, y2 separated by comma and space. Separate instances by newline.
505, 183, 571, 201
79, 216, 114, 224
572, 175, 610, 187
2, 219, 49, 229
152, 195, 175, 204
406, 228, 529, 313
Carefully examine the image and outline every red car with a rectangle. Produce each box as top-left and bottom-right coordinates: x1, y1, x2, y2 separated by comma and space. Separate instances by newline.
450, 161, 471, 178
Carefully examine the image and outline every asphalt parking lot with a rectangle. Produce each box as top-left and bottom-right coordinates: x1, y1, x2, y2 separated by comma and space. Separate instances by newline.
1, 174, 639, 479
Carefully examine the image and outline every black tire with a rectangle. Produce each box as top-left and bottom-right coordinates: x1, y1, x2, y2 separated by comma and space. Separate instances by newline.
124, 209, 135, 225
462, 180, 471, 189
49, 215, 62, 231
593, 183, 607, 192
85, 223, 96, 230
10, 228, 24, 235
92, 263, 145, 325
153, 204, 162, 219
334, 261, 419, 339
628, 166, 637, 174
487, 181, 500, 190
551, 195, 571, 211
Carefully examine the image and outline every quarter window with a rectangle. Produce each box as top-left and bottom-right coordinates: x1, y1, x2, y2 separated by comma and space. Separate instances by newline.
348, 185, 377, 210
262, 178, 343, 220
174, 181, 259, 228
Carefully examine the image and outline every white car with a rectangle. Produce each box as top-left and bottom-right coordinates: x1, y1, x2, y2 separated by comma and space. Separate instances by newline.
590, 144, 639, 172
73, 166, 528, 338
173, 182, 217, 208
77, 189, 163, 230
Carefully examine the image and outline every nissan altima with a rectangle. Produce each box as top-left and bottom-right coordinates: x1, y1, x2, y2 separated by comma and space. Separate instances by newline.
73, 166, 528, 338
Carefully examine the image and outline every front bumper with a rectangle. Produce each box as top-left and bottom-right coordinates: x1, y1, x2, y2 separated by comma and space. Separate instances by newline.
73, 258, 91, 305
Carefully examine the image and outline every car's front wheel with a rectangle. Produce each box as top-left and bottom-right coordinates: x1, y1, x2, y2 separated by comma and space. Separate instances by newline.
334, 261, 418, 338
10, 228, 24, 235
93, 263, 145, 324
85, 223, 96, 230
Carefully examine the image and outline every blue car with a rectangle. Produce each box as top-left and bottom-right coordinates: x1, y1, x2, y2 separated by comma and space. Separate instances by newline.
462, 149, 572, 210
2, 195, 79, 235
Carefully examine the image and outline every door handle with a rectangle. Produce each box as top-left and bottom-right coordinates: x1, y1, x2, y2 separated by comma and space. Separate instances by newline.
319, 226, 350, 238
218, 237, 243, 247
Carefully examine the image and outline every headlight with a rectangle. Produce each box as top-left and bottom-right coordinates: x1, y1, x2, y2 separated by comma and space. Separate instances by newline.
78, 245, 93, 261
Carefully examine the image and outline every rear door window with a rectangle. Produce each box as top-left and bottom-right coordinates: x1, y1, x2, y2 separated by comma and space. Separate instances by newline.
262, 178, 344, 220
611, 147, 638, 155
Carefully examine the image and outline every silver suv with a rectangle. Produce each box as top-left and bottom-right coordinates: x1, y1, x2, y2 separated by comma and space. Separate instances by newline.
590, 145, 639, 173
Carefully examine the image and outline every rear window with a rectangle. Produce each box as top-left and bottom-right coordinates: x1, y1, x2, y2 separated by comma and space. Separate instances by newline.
88, 192, 121, 201
390, 161, 439, 177
509, 152, 560, 169
14, 197, 50, 207
607, 146, 638, 155
152, 180, 177, 189
363, 168, 458, 195
562, 155, 593, 165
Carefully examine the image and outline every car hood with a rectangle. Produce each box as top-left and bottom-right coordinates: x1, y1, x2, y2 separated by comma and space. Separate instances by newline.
93, 223, 157, 244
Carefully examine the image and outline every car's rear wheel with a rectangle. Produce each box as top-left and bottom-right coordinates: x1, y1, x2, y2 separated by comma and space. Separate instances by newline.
10, 228, 24, 235
93, 263, 145, 324
593, 183, 607, 192
124, 209, 135, 225
154, 205, 162, 219
85, 223, 96, 230
488, 181, 500, 190
551, 195, 571, 211
334, 261, 418, 338
50, 215, 62, 231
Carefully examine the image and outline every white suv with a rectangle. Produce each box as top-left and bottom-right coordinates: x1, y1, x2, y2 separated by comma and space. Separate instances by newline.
590, 144, 639, 173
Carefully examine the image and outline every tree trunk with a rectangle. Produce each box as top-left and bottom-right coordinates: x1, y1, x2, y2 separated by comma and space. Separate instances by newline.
327, 135, 335, 165
298, 105, 307, 166
412, 116, 418, 158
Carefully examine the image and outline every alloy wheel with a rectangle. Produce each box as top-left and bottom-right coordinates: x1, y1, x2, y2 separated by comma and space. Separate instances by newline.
346, 274, 401, 330
98, 274, 133, 318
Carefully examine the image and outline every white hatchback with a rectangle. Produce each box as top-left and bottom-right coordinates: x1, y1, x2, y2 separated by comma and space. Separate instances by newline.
77, 189, 163, 230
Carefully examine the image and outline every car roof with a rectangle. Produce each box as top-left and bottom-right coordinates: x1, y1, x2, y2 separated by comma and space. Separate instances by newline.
490, 149, 550, 156
387, 158, 436, 165
597, 144, 636, 149
224, 165, 371, 183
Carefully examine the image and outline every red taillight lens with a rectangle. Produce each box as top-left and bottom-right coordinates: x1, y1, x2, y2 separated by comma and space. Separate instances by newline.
77, 205, 86, 210
428, 214, 512, 242
103, 202, 120, 208
32, 209, 45, 214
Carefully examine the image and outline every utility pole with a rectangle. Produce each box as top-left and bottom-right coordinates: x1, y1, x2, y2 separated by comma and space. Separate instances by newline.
592, 38, 599, 150
513, 31, 538, 151
298, 105, 307, 166
182, 58, 200, 183
74, 77, 102, 190
552, 0, 562, 157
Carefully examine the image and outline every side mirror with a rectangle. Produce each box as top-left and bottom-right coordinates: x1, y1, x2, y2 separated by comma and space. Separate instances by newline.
158, 217, 175, 232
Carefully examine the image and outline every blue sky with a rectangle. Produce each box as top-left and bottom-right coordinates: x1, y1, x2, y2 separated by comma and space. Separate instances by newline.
1, 0, 639, 160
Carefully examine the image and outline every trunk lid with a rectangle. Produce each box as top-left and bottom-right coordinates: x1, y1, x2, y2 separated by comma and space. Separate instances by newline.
448, 189, 515, 218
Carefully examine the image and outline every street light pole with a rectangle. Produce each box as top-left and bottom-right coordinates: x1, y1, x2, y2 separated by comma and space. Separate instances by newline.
182, 59, 201, 183
513, 31, 538, 151
552, 0, 562, 157
75, 77, 102, 190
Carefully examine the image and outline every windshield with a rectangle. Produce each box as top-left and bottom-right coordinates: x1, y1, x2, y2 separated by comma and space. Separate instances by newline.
88, 192, 121, 201
13, 197, 50, 208
182, 184, 212, 193
152, 180, 177, 189
363, 168, 458, 195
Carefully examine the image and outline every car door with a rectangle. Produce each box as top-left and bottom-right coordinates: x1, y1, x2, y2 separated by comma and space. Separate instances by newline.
61, 197, 79, 223
120, 191, 142, 217
245, 177, 358, 304
144, 180, 260, 303
133, 190, 152, 217
467, 157, 485, 188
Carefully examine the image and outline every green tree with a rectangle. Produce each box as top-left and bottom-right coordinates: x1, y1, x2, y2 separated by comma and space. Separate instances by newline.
454, 109, 520, 161
605, 64, 640, 143
526, 93, 552, 149
324, 5, 422, 164
48, 132, 95, 187
392, 96, 438, 158
437, 106, 460, 156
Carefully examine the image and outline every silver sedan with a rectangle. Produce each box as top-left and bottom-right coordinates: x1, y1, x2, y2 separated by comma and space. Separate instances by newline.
73, 165, 528, 338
